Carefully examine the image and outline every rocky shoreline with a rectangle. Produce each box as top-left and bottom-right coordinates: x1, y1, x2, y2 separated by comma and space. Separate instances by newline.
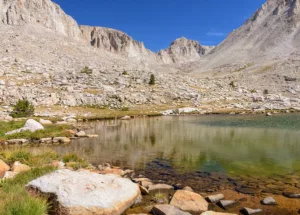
1, 155, 299, 215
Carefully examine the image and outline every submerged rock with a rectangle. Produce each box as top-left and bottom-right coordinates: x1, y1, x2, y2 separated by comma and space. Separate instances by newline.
148, 184, 174, 195
75, 130, 86, 137
241, 207, 263, 215
170, 190, 208, 213
152, 204, 191, 215
53, 137, 71, 144
26, 169, 141, 215
218, 200, 237, 209
206, 193, 224, 203
261, 197, 276, 205
282, 192, 300, 198
201, 211, 237, 215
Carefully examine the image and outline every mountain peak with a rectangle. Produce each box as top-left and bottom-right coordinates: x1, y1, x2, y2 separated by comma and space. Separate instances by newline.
158, 38, 214, 64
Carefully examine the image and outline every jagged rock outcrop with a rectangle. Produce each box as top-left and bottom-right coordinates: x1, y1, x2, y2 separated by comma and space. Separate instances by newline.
80, 26, 159, 62
0, 0, 211, 65
158, 37, 214, 64
0, 0, 81, 39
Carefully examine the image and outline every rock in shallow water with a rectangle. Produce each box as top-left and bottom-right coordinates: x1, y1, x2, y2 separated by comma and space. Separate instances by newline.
152, 204, 191, 215
201, 211, 237, 215
170, 190, 208, 213
26, 169, 141, 215
75, 130, 86, 137
218, 200, 237, 209
261, 197, 276, 205
148, 184, 174, 195
282, 192, 300, 198
206, 193, 224, 203
241, 207, 263, 215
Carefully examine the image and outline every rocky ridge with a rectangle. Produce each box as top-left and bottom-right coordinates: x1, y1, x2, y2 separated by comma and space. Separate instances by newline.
0, 0, 209, 64
0, 0, 300, 112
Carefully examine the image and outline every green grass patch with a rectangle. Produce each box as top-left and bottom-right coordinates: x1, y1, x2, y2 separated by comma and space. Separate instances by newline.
0, 121, 25, 139
0, 149, 59, 167
63, 153, 88, 170
0, 166, 55, 215
0, 121, 73, 141
0, 150, 88, 214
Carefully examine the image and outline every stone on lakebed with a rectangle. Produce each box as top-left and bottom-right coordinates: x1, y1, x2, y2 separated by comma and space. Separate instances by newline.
170, 190, 208, 213
26, 169, 141, 215
152, 204, 191, 215
201, 211, 238, 215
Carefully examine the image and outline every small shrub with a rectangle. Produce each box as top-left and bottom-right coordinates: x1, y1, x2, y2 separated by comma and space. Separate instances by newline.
250, 89, 257, 93
8, 151, 32, 164
229, 81, 236, 88
149, 74, 155, 85
81, 66, 93, 74
10, 99, 35, 118
122, 71, 128, 75
62, 153, 88, 170
68, 161, 89, 170
263, 89, 269, 95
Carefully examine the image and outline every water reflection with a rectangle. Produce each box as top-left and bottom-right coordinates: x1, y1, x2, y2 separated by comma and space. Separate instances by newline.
50, 115, 300, 177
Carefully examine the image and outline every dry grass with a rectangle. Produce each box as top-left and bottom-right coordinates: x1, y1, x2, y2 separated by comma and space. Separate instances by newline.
36, 104, 194, 120
83, 88, 103, 95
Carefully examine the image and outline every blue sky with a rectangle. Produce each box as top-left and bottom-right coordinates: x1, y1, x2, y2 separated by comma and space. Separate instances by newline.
53, 0, 266, 52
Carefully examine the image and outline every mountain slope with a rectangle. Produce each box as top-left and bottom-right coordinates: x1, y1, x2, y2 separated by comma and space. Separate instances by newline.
193, 0, 300, 71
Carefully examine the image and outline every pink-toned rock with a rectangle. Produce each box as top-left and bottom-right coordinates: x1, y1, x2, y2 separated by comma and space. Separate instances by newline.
98, 167, 124, 176
170, 190, 208, 213
0, 159, 10, 178
3, 171, 18, 179
12, 161, 31, 173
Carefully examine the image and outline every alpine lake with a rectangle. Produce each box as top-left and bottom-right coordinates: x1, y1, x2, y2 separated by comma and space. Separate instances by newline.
33, 114, 300, 214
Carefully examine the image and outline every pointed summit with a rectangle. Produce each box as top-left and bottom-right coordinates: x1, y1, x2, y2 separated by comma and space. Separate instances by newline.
158, 38, 214, 64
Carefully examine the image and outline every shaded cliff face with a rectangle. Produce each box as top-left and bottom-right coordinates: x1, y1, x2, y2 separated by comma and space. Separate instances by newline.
158, 37, 214, 64
193, 0, 300, 70
79, 26, 159, 62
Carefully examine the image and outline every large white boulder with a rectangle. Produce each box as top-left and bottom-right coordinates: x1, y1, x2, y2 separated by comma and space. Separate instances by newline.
5, 119, 44, 135
26, 169, 141, 215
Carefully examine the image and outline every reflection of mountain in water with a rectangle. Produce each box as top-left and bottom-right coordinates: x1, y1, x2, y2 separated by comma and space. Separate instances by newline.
47, 115, 300, 177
